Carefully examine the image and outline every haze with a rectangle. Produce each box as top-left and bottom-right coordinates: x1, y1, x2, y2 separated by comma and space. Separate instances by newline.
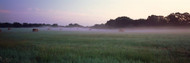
0, 0, 190, 26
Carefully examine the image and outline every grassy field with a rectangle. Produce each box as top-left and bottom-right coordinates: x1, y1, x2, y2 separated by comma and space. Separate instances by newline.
0, 28, 190, 63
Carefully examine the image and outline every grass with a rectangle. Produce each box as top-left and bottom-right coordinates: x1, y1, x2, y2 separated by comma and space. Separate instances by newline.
0, 28, 190, 63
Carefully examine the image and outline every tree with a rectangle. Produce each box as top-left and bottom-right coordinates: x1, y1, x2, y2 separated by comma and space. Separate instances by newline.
66, 23, 83, 27
13, 22, 22, 27
105, 16, 134, 28
52, 24, 58, 27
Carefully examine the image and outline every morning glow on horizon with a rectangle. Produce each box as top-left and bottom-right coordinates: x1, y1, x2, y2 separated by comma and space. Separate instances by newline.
0, 0, 190, 26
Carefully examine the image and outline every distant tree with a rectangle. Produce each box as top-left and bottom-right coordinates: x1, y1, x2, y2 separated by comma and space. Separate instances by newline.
23, 23, 29, 27
106, 16, 134, 28
1, 12, 190, 28
13, 22, 22, 27
0, 22, 12, 27
105, 19, 116, 27
147, 15, 168, 26
166, 12, 190, 25
92, 24, 106, 28
105, 12, 190, 28
134, 19, 147, 26
52, 24, 58, 27
66, 23, 83, 27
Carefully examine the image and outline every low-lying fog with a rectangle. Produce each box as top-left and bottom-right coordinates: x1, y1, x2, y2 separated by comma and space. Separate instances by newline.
1, 27, 190, 33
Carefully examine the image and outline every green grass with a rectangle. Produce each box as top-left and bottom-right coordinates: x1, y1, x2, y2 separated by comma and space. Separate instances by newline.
0, 29, 190, 63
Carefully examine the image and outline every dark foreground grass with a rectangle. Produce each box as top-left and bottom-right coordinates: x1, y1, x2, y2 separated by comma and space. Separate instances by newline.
0, 30, 190, 63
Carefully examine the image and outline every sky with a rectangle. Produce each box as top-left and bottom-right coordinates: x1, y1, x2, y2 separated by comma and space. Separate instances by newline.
0, 0, 190, 26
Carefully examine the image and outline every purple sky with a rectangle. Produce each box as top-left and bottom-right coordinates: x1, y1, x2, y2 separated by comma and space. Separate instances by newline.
0, 0, 190, 26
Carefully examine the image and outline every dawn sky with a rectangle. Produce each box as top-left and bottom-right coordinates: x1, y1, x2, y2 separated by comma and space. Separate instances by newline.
0, 0, 190, 26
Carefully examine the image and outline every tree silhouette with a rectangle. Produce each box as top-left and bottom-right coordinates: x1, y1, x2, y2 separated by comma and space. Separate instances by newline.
105, 12, 190, 28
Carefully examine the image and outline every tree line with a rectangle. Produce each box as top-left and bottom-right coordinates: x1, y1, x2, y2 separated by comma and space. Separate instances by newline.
0, 22, 58, 27
1, 12, 190, 28
94, 12, 190, 28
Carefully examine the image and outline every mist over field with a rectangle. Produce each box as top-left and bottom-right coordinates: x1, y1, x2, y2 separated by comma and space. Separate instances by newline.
1, 27, 190, 33
1, 0, 190, 63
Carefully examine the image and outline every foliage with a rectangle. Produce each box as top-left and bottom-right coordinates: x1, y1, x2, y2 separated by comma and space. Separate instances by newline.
105, 12, 190, 28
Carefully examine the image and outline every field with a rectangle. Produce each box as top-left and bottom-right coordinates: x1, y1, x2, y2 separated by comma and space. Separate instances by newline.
0, 28, 190, 63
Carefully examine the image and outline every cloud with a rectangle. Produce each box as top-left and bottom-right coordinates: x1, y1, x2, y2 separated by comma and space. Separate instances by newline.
0, 9, 10, 13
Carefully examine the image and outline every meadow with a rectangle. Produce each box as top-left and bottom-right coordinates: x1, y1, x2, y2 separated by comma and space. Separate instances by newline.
0, 28, 190, 63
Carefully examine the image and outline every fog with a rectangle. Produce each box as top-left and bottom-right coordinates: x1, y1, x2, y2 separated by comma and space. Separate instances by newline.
1, 27, 190, 34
